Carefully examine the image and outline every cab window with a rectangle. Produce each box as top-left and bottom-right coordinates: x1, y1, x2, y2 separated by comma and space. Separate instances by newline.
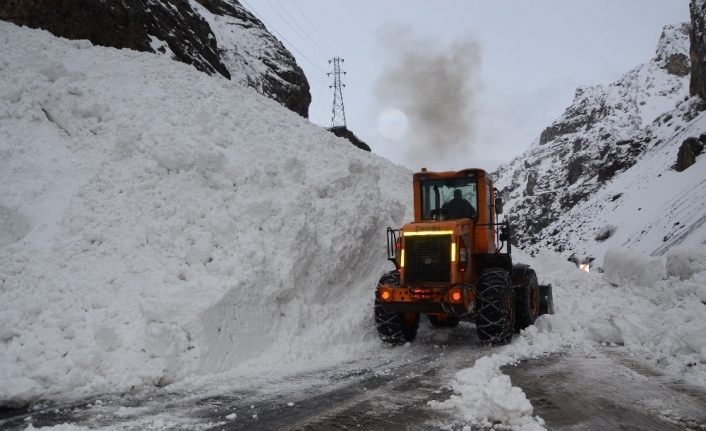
420, 176, 478, 220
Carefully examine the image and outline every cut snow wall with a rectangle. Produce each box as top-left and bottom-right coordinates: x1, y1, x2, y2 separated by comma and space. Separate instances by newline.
0, 22, 410, 404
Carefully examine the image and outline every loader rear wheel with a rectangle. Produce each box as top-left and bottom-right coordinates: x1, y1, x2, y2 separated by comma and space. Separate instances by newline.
515, 268, 540, 331
428, 314, 460, 328
475, 267, 514, 346
374, 271, 419, 345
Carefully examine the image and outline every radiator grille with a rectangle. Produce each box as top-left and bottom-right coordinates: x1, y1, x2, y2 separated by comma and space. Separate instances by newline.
405, 235, 451, 283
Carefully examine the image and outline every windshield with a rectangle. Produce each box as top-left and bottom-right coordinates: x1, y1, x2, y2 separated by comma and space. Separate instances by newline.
420, 175, 478, 220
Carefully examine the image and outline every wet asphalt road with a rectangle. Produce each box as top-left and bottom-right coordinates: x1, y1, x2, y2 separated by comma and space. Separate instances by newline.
0, 324, 484, 430
506, 348, 706, 431
2, 324, 706, 430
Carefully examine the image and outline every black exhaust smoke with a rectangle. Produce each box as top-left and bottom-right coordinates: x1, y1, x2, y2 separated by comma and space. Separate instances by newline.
375, 25, 481, 170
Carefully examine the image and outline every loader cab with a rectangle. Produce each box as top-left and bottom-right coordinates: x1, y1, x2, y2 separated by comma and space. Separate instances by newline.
412, 168, 496, 228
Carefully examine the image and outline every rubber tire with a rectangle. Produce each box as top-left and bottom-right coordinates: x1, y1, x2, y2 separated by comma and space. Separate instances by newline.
374, 270, 419, 345
428, 314, 460, 328
515, 268, 540, 331
475, 267, 514, 346
539, 284, 554, 315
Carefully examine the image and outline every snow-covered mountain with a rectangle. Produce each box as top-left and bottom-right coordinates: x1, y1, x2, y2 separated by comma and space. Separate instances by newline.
0, 0, 311, 117
494, 22, 706, 264
0, 21, 409, 405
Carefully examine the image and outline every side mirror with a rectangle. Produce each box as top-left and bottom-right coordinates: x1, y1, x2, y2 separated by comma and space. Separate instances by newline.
495, 197, 504, 214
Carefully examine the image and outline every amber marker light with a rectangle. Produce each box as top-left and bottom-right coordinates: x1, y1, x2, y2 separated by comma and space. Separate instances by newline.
380, 289, 391, 301
451, 290, 462, 303
403, 230, 454, 237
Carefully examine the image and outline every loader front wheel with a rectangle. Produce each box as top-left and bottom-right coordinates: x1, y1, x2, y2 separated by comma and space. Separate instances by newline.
374, 271, 419, 345
475, 267, 514, 346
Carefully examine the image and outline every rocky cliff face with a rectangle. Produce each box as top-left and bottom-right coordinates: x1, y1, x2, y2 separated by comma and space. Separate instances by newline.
690, 0, 706, 99
494, 24, 693, 251
0, 0, 310, 117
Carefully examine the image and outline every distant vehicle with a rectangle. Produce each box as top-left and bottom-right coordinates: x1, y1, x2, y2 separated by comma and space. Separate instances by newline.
375, 168, 553, 346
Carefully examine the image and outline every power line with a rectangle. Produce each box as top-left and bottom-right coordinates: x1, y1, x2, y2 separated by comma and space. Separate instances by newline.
287, 0, 338, 56
243, 0, 326, 74
269, 0, 333, 59
239, 0, 328, 77
262, 0, 329, 62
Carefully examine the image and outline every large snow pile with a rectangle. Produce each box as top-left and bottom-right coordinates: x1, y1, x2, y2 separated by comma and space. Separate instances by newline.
0, 22, 410, 405
436, 247, 706, 430
603, 247, 665, 287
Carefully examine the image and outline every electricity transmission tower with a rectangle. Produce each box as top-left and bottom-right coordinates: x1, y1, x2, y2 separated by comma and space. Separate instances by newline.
328, 57, 347, 128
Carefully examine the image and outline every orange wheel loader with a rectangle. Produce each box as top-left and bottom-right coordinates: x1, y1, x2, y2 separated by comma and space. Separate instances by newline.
375, 168, 553, 346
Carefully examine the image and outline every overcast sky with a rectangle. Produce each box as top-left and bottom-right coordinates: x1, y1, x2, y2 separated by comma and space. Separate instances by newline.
246, 1, 690, 171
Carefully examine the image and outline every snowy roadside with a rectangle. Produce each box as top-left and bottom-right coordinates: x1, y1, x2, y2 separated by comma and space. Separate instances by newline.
62, 245, 699, 431
432, 246, 706, 430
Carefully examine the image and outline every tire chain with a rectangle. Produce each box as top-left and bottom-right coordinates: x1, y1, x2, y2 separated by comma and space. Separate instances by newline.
374, 271, 418, 345
476, 268, 513, 346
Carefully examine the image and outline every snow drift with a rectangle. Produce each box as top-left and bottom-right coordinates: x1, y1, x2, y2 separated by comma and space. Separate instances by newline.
0, 22, 410, 405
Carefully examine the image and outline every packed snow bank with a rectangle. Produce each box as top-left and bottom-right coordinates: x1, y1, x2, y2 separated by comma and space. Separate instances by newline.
666, 245, 706, 280
0, 22, 411, 405
538, 247, 706, 377
435, 247, 706, 430
590, 249, 706, 373
603, 247, 665, 287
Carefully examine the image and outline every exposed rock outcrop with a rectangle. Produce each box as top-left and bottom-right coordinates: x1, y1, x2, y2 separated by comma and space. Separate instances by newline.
328, 126, 371, 152
690, 0, 706, 99
656, 23, 691, 77
675, 135, 706, 171
0, 0, 311, 117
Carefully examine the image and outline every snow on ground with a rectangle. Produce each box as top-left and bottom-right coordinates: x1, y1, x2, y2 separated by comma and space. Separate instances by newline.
0, 21, 411, 405
435, 246, 706, 430
24, 425, 91, 431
